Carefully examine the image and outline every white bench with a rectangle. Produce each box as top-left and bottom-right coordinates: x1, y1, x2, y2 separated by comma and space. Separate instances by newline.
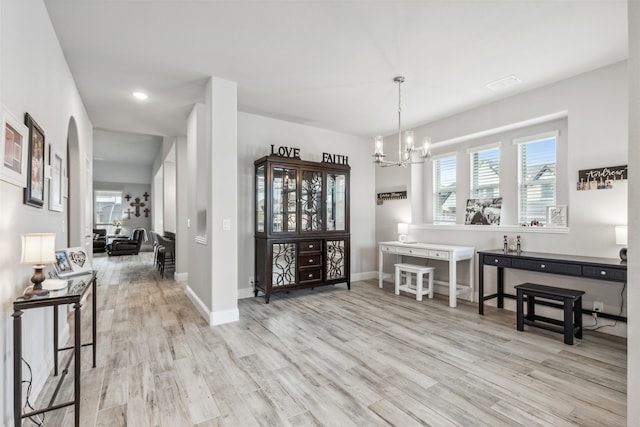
394, 263, 434, 301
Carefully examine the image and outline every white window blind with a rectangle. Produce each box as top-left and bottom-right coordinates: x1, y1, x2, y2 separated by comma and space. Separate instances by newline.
434, 155, 457, 223
470, 146, 500, 199
517, 136, 556, 223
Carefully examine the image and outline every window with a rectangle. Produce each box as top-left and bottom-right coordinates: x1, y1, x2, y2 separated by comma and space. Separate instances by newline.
470, 145, 500, 199
517, 135, 556, 223
94, 190, 123, 227
434, 154, 457, 223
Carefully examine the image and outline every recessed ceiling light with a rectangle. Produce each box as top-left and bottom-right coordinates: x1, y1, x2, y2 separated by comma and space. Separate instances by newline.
486, 75, 521, 91
132, 91, 148, 100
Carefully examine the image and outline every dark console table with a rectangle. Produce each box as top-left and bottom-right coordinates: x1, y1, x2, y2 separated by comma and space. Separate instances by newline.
478, 249, 626, 321
13, 271, 97, 426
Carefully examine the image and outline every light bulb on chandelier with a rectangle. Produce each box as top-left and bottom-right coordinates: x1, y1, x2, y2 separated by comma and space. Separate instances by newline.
373, 76, 431, 167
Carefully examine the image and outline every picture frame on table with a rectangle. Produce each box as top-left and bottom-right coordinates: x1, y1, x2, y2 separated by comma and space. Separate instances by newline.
546, 205, 568, 227
24, 113, 46, 208
48, 146, 64, 211
1, 106, 29, 187
53, 249, 75, 278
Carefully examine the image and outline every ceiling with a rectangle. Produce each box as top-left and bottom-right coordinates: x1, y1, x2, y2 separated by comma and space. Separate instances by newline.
43, 0, 628, 160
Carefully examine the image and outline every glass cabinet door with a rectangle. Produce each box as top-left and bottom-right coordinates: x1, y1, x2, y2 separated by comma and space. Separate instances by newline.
301, 170, 322, 232
256, 165, 265, 232
272, 167, 297, 233
326, 240, 346, 279
326, 173, 346, 231
272, 243, 296, 286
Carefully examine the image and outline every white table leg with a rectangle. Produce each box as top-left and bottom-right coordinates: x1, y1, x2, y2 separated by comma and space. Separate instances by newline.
379, 247, 383, 288
468, 256, 475, 303
449, 258, 457, 308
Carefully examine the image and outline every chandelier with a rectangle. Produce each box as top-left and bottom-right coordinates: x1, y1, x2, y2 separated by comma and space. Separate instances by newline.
373, 76, 431, 167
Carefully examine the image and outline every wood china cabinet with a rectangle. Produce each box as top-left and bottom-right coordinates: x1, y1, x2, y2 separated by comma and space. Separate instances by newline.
254, 155, 350, 303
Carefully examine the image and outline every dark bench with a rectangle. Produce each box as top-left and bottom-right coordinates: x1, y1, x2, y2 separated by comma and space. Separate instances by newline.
514, 283, 586, 345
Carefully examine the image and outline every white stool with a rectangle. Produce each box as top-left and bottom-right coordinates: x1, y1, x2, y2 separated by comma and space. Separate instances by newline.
394, 263, 435, 301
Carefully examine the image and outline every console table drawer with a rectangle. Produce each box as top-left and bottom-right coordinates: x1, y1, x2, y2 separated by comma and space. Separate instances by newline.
483, 255, 511, 267
429, 250, 450, 259
300, 240, 322, 253
396, 247, 428, 257
511, 258, 581, 275
380, 245, 397, 253
583, 266, 627, 281
300, 268, 322, 283
299, 254, 321, 266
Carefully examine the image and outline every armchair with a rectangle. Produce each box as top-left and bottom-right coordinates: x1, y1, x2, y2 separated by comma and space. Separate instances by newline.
107, 228, 145, 256
93, 228, 107, 253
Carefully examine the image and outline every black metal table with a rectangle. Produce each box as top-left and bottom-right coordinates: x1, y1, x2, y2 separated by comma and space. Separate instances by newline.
13, 271, 97, 426
478, 249, 627, 321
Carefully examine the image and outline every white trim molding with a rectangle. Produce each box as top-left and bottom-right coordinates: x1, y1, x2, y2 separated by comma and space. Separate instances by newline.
210, 308, 239, 326
185, 285, 211, 322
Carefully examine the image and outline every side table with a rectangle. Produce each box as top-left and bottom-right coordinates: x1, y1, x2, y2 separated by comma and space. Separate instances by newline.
13, 270, 97, 426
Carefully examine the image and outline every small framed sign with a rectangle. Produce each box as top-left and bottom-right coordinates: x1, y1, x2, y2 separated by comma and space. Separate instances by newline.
546, 205, 567, 227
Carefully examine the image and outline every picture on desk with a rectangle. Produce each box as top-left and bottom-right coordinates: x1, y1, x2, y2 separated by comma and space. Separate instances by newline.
465, 197, 502, 225
67, 247, 92, 274
54, 250, 73, 277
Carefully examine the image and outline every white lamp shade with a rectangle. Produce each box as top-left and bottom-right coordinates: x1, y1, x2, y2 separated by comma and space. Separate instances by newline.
397, 223, 409, 235
615, 226, 628, 246
20, 233, 56, 265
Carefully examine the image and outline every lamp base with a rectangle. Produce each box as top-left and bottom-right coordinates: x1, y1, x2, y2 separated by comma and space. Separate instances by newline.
27, 266, 50, 297
24, 287, 50, 297
619, 247, 627, 261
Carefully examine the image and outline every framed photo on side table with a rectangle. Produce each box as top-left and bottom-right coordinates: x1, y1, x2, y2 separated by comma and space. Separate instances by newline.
546, 205, 568, 227
24, 113, 46, 208
1, 106, 29, 187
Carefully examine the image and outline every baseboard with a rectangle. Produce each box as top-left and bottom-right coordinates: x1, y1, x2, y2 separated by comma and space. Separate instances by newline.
351, 271, 377, 281
210, 308, 239, 325
185, 285, 239, 325
174, 272, 188, 282
185, 285, 211, 322
238, 287, 255, 299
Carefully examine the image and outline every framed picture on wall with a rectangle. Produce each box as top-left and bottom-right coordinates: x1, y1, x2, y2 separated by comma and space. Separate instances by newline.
24, 113, 46, 208
48, 146, 64, 211
546, 205, 568, 227
1, 106, 29, 187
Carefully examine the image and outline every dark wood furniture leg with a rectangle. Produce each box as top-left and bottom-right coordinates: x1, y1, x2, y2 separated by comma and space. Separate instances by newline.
13, 310, 23, 427
516, 288, 524, 331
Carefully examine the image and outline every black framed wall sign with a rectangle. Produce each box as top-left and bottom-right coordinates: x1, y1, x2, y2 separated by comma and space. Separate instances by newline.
24, 113, 45, 207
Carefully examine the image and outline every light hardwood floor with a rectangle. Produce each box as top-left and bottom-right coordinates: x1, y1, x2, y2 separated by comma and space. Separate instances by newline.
32, 252, 627, 426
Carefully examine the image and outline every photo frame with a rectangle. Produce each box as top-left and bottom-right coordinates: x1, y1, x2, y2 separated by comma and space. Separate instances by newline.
53, 250, 75, 278
24, 113, 46, 207
66, 247, 92, 274
546, 205, 568, 227
48, 146, 64, 211
465, 197, 503, 225
1, 106, 29, 187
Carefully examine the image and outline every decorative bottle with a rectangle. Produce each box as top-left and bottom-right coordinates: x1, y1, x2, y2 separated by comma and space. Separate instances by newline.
516, 235, 521, 253
503, 235, 508, 253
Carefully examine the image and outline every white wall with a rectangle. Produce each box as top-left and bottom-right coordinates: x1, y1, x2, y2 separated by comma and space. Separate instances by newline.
93, 160, 152, 185
376, 61, 629, 337
627, 0, 639, 420
237, 112, 377, 298
0, 0, 93, 424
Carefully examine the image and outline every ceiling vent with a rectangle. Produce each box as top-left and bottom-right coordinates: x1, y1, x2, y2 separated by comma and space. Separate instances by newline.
486, 75, 521, 91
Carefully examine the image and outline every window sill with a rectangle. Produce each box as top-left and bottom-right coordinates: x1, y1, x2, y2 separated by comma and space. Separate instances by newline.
412, 223, 569, 234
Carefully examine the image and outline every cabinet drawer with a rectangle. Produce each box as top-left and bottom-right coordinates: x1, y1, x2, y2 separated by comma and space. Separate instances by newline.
428, 250, 449, 260
300, 240, 322, 253
511, 258, 581, 276
396, 247, 428, 257
583, 266, 627, 281
380, 245, 397, 253
300, 268, 322, 283
483, 255, 511, 267
299, 254, 321, 266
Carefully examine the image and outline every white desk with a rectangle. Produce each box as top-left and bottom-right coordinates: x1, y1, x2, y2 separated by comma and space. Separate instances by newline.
378, 241, 475, 307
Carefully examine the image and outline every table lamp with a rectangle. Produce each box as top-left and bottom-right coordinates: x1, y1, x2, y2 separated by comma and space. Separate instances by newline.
398, 223, 409, 243
20, 233, 56, 296
615, 225, 627, 261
